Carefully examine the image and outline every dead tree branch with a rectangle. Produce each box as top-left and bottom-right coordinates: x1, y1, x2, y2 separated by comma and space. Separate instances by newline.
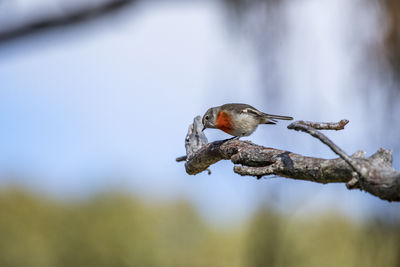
177, 116, 400, 202
288, 121, 362, 187
294, 119, 349, 130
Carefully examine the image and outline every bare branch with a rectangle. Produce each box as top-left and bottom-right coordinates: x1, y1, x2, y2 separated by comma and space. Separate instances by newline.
184, 139, 359, 184
288, 121, 361, 176
0, 0, 137, 45
178, 117, 400, 202
294, 119, 349, 130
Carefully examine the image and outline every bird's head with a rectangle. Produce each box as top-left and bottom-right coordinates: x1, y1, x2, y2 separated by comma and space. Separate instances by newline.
202, 107, 218, 131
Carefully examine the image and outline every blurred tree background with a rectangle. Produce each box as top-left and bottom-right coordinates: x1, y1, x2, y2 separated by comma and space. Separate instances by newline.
1, 0, 400, 266
0, 187, 399, 267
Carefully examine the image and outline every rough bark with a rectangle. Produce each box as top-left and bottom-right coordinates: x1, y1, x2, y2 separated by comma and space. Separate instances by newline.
177, 116, 400, 202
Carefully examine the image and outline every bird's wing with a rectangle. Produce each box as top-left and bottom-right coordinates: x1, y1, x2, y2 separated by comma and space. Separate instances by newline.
241, 107, 265, 117
243, 107, 293, 124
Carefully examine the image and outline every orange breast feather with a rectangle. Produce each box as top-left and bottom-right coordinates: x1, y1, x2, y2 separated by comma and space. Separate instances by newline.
216, 111, 233, 134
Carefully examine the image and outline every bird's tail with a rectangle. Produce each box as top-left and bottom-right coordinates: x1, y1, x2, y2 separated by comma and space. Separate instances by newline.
261, 113, 293, 124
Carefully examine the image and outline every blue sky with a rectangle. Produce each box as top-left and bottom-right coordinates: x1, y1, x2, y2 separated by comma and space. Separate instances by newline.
1, 0, 399, 224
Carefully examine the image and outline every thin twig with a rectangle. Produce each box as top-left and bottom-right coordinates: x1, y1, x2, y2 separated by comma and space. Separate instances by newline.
295, 119, 349, 130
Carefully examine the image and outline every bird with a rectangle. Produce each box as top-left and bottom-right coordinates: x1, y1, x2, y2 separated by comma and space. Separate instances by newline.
202, 103, 293, 138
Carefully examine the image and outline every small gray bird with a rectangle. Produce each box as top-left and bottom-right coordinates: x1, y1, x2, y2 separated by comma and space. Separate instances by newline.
202, 103, 293, 138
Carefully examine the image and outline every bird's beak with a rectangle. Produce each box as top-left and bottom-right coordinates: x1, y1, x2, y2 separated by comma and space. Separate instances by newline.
202, 126, 206, 131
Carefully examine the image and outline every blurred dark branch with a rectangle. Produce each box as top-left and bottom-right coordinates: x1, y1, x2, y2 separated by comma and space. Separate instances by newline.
177, 117, 400, 202
0, 0, 137, 45
382, 0, 400, 78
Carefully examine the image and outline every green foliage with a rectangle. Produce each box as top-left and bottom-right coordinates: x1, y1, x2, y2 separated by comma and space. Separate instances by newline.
0, 187, 398, 267
245, 209, 400, 267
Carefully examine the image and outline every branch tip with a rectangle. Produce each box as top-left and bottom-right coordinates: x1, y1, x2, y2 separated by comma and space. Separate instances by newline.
289, 119, 349, 130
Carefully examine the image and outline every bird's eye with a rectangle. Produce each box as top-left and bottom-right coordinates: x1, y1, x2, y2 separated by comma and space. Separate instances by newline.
205, 115, 209, 120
